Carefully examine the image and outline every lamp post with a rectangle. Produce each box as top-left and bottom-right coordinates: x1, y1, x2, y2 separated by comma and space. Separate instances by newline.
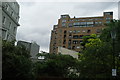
111, 28, 116, 78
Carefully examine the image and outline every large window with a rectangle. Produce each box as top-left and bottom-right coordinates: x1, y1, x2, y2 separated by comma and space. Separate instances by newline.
73, 35, 79, 39
87, 22, 93, 24
62, 19, 66, 22
73, 22, 80, 26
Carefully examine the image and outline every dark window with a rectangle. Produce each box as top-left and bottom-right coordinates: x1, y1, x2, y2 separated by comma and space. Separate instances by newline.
80, 35, 83, 39
96, 29, 101, 33
72, 46, 75, 49
63, 46, 65, 48
64, 30, 67, 34
87, 30, 91, 33
73, 35, 79, 39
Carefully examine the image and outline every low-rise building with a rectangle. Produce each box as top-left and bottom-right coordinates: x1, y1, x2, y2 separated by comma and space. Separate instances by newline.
17, 41, 40, 59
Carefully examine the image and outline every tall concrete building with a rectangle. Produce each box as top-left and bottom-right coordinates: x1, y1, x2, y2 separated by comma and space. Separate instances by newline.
17, 41, 40, 59
0, 0, 19, 79
0, 1, 20, 41
50, 12, 113, 54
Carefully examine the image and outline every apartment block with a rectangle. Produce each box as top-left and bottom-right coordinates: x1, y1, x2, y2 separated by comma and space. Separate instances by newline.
17, 41, 40, 59
50, 12, 113, 54
0, 1, 20, 41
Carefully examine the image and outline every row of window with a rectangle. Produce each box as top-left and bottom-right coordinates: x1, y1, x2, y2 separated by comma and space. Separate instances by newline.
61, 18, 103, 22
3, 3, 19, 21
62, 21, 103, 27
68, 30, 91, 33
67, 45, 81, 49
2, 16, 17, 35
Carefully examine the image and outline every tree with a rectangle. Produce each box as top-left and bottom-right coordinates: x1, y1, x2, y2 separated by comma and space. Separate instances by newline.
100, 20, 120, 78
79, 34, 113, 79
2, 40, 34, 80
34, 53, 79, 78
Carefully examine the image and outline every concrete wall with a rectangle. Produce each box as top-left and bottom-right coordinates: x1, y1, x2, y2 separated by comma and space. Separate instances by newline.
58, 47, 78, 59
30, 42, 40, 59
17, 41, 40, 59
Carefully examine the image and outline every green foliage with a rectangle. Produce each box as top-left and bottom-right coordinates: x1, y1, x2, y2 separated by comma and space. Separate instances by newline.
79, 37, 113, 78
2, 40, 34, 80
78, 20, 120, 79
34, 53, 79, 78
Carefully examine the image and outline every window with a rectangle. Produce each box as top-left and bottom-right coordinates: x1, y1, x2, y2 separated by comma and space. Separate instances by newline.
106, 21, 110, 23
68, 40, 71, 44
5, 3, 9, 10
89, 19, 93, 21
87, 30, 91, 33
72, 46, 75, 49
69, 31, 72, 33
63, 46, 65, 48
59, 30, 62, 33
76, 46, 80, 49
99, 22, 102, 24
73, 35, 79, 39
87, 22, 93, 24
2, 16, 6, 24
96, 29, 101, 33
95, 22, 99, 24
80, 35, 83, 39
69, 34, 72, 38
106, 17, 111, 20
13, 27, 16, 33
63, 40, 66, 44
73, 30, 76, 33
69, 23, 73, 27
62, 23, 66, 27
68, 46, 71, 49
64, 30, 67, 34
82, 30, 86, 32
64, 35, 66, 38
73, 40, 78, 44
11, 11, 14, 16
2, 29, 7, 39
62, 19, 66, 22
80, 40, 83, 43
77, 30, 80, 33
80, 22, 86, 25
9, 22, 12, 29
105, 13, 110, 15
73, 22, 80, 26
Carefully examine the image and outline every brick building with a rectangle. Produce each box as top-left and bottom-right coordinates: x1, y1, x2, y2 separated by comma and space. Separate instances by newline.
50, 12, 113, 54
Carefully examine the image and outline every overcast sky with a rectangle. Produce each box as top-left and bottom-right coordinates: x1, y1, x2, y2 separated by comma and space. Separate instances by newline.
16, 0, 119, 52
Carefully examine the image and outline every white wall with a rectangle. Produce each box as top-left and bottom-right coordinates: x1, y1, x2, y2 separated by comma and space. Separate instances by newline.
58, 47, 78, 59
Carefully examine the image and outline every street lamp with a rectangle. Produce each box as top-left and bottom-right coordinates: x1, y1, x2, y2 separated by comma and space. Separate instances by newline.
111, 28, 116, 78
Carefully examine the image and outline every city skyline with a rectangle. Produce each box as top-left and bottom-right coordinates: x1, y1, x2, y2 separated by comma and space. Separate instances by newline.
16, 0, 119, 52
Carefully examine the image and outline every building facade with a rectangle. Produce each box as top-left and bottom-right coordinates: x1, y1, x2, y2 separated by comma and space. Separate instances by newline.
17, 41, 40, 59
0, 1, 20, 41
50, 12, 113, 54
